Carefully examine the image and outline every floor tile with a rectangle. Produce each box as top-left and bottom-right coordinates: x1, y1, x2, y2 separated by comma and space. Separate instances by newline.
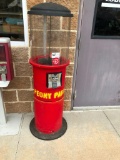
16, 111, 120, 160
104, 109, 120, 135
0, 131, 20, 160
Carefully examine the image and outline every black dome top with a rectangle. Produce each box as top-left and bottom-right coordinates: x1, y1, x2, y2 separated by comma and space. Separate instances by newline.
28, 2, 73, 17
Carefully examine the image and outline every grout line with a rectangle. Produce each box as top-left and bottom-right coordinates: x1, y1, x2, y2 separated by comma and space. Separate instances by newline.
14, 62, 29, 64
30, 77, 33, 89
14, 114, 24, 160
30, 29, 77, 32
16, 90, 19, 101
65, 76, 73, 78
3, 89, 34, 91
103, 111, 120, 138
13, 62, 16, 77
4, 101, 33, 103
31, 102, 33, 112
31, 46, 75, 48
60, 17, 62, 30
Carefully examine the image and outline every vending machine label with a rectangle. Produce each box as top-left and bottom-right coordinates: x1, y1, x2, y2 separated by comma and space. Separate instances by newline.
47, 72, 62, 88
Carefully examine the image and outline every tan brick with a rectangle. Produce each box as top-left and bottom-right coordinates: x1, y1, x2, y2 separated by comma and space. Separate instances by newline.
31, 101, 34, 112
11, 48, 29, 62
66, 64, 74, 76
28, 15, 43, 30
28, 15, 60, 30
62, 13, 78, 30
15, 63, 32, 76
62, 17, 70, 30
32, 31, 43, 47
48, 32, 76, 48
48, 31, 74, 47
27, 0, 44, 9
64, 100, 71, 110
31, 31, 76, 48
18, 90, 34, 101
31, 77, 34, 88
31, 47, 61, 57
48, 16, 60, 30
7, 77, 31, 89
46, 0, 79, 12
71, 13, 79, 30
27, 0, 79, 12
2, 91, 17, 102
30, 31, 76, 58
64, 89, 72, 100
31, 48, 43, 56
69, 49, 75, 62
51, 48, 61, 52
31, 48, 49, 57
61, 48, 75, 62
70, 32, 77, 47
65, 77, 72, 89
5, 102, 32, 113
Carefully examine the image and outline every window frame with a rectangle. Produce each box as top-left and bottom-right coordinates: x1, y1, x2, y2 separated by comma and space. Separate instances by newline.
91, 0, 120, 39
10, 0, 29, 47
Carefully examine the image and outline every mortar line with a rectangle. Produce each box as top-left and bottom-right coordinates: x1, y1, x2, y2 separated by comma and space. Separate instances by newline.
14, 114, 25, 160
103, 111, 120, 138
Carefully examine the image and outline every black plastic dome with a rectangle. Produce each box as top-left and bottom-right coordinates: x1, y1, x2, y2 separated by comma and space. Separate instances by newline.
28, 2, 73, 17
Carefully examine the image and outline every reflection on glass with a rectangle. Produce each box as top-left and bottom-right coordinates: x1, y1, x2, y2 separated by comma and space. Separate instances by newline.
92, 0, 120, 38
0, 0, 24, 41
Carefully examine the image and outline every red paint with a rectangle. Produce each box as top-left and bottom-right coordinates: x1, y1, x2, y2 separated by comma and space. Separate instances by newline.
30, 56, 69, 102
52, 58, 60, 65
0, 41, 14, 80
34, 97, 64, 133
30, 56, 69, 134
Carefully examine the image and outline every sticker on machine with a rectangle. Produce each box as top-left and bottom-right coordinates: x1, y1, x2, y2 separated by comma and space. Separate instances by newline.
47, 72, 62, 88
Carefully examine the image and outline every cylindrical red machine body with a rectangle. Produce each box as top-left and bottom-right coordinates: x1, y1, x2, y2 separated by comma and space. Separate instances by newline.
30, 56, 69, 134
28, 2, 73, 140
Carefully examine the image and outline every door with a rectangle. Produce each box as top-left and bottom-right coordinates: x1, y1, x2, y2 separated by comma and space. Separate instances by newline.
74, 0, 120, 106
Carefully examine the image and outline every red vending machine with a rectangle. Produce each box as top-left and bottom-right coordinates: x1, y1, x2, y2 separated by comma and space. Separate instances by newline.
28, 2, 73, 140
0, 37, 14, 125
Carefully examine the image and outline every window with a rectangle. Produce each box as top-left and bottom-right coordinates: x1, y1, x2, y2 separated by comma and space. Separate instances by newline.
91, 0, 120, 39
0, 0, 28, 46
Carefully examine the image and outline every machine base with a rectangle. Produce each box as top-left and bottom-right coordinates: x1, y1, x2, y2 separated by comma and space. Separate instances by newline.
30, 118, 67, 140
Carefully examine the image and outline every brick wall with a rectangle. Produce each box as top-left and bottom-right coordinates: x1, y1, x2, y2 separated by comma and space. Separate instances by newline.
3, 0, 80, 113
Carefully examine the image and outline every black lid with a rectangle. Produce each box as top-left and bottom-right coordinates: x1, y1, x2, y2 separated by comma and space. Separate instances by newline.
28, 2, 73, 17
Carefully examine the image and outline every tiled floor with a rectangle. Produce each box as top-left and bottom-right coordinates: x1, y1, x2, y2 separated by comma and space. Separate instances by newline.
1, 109, 120, 160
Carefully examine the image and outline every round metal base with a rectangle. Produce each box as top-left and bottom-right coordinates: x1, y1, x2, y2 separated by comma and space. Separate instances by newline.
30, 118, 67, 140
